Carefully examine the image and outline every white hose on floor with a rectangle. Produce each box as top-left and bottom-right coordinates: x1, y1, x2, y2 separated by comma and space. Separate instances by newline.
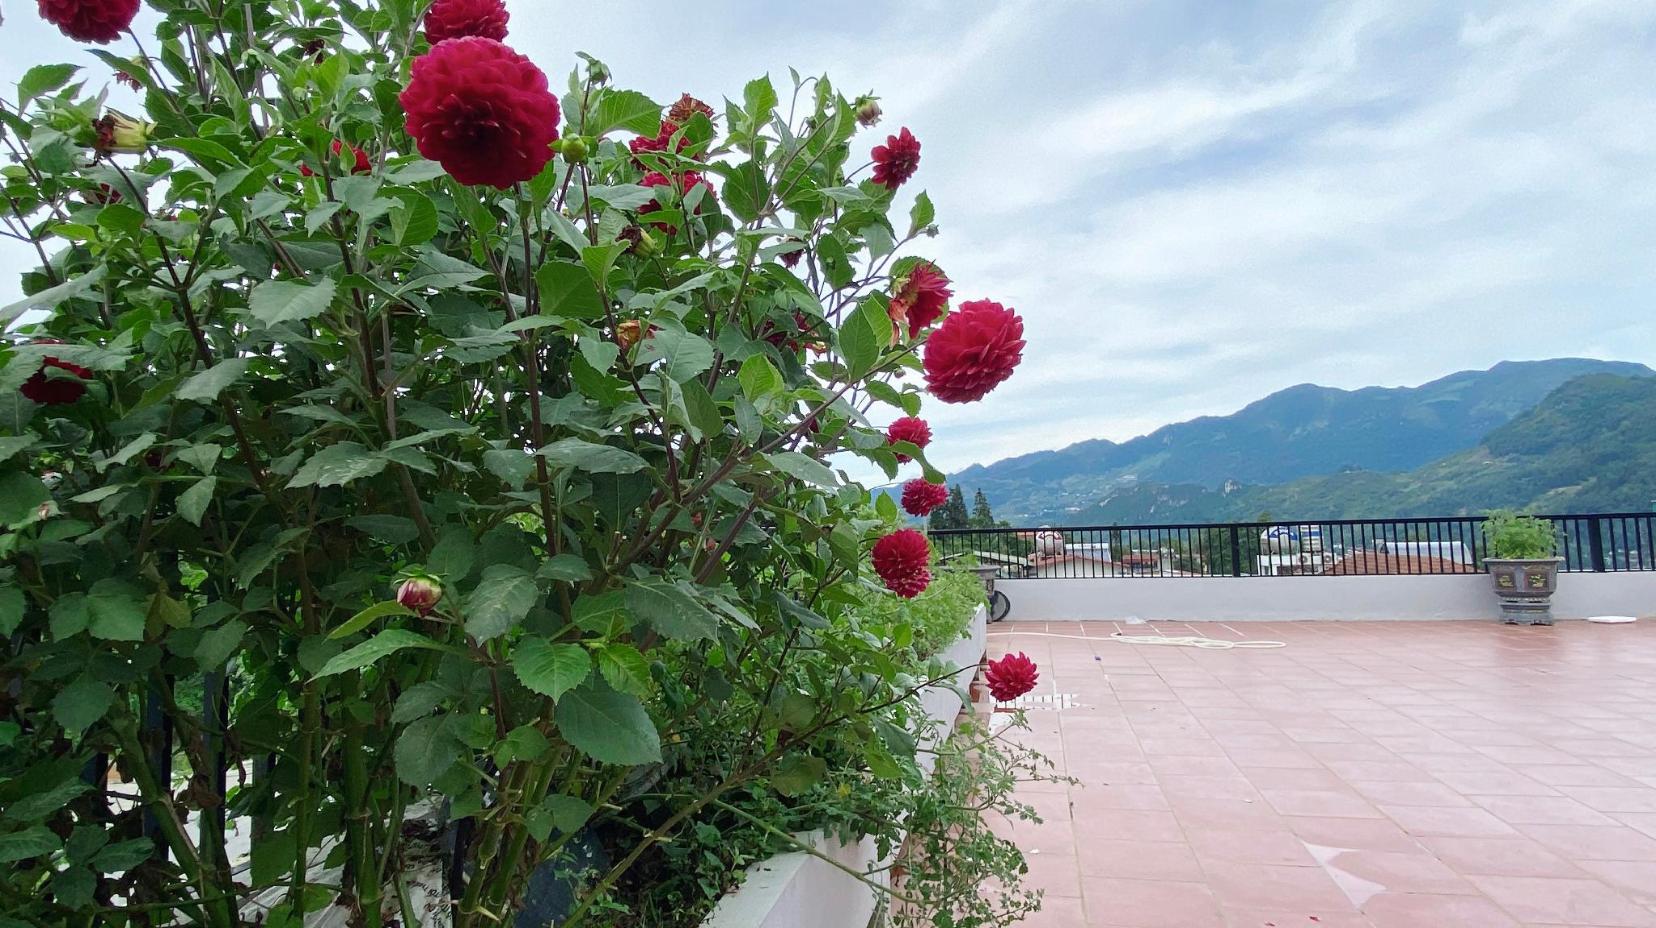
985, 630, 1287, 650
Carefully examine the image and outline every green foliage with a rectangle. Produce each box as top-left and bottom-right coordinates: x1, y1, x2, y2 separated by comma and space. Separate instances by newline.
0, 9, 1031, 928
1485, 510, 1556, 560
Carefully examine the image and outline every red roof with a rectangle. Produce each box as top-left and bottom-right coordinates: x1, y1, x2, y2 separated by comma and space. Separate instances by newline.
1328, 551, 1475, 575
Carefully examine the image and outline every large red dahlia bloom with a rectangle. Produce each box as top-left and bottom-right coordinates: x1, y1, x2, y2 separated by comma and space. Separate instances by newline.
871, 127, 921, 190
423, 0, 509, 44
300, 139, 372, 177
923, 300, 1025, 404
901, 479, 949, 517
885, 416, 931, 463
872, 529, 932, 598
889, 262, 951, 341
985, 652, 1039, 702
20, 353, 92, 406
401, 37, 559, 189
37, 0, 139, 44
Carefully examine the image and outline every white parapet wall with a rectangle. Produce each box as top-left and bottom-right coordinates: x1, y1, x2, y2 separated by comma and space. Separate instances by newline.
998, 572, 1656, 622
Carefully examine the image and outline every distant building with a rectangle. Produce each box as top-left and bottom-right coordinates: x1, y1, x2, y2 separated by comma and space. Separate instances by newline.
1328, 550, 1476, 575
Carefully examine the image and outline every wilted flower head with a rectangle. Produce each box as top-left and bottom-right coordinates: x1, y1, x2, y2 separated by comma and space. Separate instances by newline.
92, 111, 152, 154
666, 93, 715, 127
888, 262, 951, 342
20, 344, 91, 406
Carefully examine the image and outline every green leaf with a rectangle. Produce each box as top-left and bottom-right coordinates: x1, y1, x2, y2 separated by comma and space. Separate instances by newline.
525, 794, 595, 842
597, 644, 652, 696
538, 438, 648, 475
91, 837, 156, 873
394, 716, 461, 787
743, 75, 778, 126
177, 359, 250, 403
2, 778, 89, 822
463, 565, 538, 640
839, 298, 888, 377
18, 64, 79, 107
346, 514, 420, 544
286, 442, 388, 488
313, 629, 451, 679
0, 826, 62, 864
482, 448, 536, 487
176, 443, 222, 474
0, 266, 105, 327
0, 470, 49, 525
249, 829, 296, 887
0, 587, 23, 636
0, 435, 35, 464
328, 601, 415, 640
537, 553, 593, 582
572, 589, 627, 633
511, 638, 590, 700
555, 681, 661, 765
177, 476, 216, 526
248, 278, 338, 326
909, 191, 936, 234
72, 579, 146, 641
194, 619, 246, 670
772, 754, 828, 797
535, 261, 604, 318
718, 160, 769, 223
581, 242, 628, 286
738, 355, 783, 402
588, 89, 662, 137
53, 679, 114, 736
637, 329, 714, 383
766, 451, 838, 487
624, 578, 718, 641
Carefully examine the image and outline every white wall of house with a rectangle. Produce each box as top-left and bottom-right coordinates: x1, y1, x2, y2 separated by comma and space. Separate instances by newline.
998, 572, 1656, 622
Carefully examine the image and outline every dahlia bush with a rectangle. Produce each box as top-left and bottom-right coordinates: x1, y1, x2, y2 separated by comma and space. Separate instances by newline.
0, 1, 1030, 926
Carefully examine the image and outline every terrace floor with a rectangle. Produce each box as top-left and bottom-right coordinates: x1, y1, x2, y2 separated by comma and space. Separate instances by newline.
988, 620, 1656, 928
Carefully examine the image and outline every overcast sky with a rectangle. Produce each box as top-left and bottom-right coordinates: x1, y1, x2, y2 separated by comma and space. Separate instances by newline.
5, 0, 1656, 475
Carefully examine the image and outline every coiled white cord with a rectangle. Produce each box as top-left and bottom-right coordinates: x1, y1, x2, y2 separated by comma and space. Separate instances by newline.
985, 630, 1287, 650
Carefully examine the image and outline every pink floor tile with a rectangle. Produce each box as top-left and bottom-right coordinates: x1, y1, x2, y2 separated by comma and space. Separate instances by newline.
1080, 877, 1224, 928
1361, 893, 1522, 928
1075, 840, 1204, 881
1464, 874, 1656, 926
1201, 861, 1360, 912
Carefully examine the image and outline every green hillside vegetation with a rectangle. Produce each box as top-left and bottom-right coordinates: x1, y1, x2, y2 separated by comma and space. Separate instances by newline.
1055, 373, 1656, 524
950, 359, 1652, 523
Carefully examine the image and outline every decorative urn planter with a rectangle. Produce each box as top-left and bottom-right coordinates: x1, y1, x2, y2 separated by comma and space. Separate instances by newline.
1485, 557, 1563, 625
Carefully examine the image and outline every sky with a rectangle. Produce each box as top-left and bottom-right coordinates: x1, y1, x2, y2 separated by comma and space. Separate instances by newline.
4, 0, 1656, 476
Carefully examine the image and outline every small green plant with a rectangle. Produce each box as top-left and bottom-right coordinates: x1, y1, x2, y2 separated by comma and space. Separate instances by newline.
1485, 511, 1556, 560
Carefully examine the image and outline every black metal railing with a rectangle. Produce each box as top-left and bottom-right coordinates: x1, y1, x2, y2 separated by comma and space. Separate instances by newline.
930, 512, 1656, 579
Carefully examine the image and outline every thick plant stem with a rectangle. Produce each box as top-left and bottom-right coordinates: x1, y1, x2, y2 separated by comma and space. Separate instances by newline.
342, 672, 384, 928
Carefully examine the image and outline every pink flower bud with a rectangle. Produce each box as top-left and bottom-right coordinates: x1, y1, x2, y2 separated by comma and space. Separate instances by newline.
397, 577, 443, 616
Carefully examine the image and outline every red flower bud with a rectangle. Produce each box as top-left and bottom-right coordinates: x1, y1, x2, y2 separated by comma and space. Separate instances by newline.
397, 577, 443, 616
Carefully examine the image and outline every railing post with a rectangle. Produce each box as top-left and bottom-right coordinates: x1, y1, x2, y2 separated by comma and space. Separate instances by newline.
1228, 525, 1242, 577
1589, 516, 1607, 572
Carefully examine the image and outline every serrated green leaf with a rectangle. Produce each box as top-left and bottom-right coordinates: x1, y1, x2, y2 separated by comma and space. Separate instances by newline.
587, 89, 662, 137
327, 601, 412, 640
536, 260, 603, 318
248, 278, 337, 326
52, 679, 113, 736
637, 329, 715, 384
511, 638, 590, 700
0, 470, 49, 525
18, 64, 79, 107
624, 578, 718, 641
394, 715, 461, 787
464, 565, 538, 640
839, 298, 887, 377
177, 476, 216, 525
772, 754, 828, 797
0, 587, 23, 636
537, 553, 593, 582
598, 644, 652, 696
555, 681, 661, 765
90, 837, 155, 873
312, 629, 450, 679
0, 826, 62, 864
538, 437, 647, 475
286, 442, 387, 488
176, 360, 249, 403
766, 451, 838, 487
738, 354, 783, 402
194, 619, 246, 670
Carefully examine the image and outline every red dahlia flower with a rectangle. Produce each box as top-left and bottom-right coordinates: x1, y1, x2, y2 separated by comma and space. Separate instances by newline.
871, 127, 921, 190
666, 93, 715, 126
923, 300, 1025, 404
985, 652, 1039, 701
20, 350, 92, 406
400, 37, 560, 189
300, 139, 373, 177
872, 528, 931, 598
901, 479, 949, 517
889, 262, 951, 341
397, 576, 444, 616
37, 0, 139, 43
423, 0, 509, 44
885, 416, 931, 462
639, 170, 716, 233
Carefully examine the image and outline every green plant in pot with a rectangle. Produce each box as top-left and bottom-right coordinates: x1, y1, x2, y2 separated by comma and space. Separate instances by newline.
1483, 511, 1563, 625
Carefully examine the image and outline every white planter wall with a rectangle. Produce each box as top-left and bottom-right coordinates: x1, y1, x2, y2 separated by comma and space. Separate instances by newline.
997, 572, 1656, 622
701, 606, 988, 928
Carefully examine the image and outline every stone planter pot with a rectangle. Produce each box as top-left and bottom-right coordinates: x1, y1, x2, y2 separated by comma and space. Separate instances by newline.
1486, 557, 1563, 625
700, 605, 988, 928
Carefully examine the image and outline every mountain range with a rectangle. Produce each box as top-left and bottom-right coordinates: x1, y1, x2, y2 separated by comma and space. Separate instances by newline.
949, 359, 1656, 525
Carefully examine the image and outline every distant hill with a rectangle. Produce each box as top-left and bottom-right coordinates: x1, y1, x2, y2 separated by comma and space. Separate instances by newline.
950, 359, 1653, 523
1054, 373, 1656, 523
